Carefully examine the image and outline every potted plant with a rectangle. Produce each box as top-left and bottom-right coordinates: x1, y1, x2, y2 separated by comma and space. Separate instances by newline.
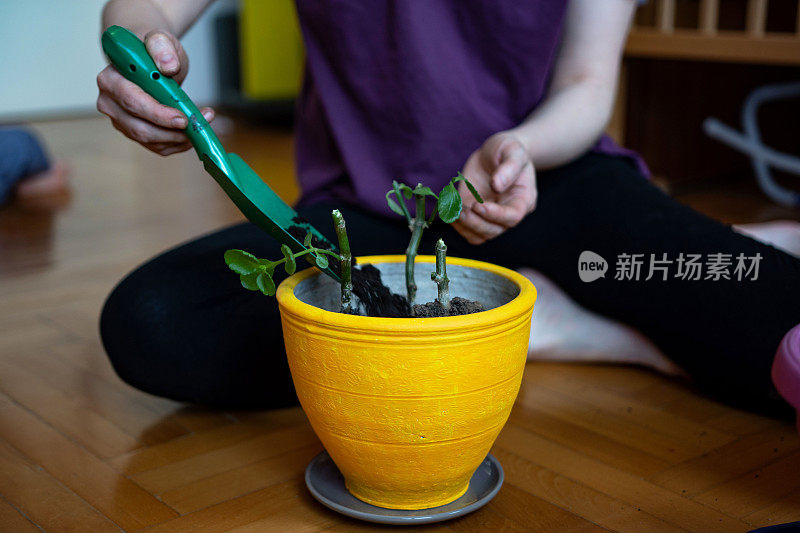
224, 177, 537, 510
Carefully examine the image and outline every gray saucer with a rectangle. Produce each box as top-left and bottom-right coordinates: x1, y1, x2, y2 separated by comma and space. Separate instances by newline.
304, 451, 504, 525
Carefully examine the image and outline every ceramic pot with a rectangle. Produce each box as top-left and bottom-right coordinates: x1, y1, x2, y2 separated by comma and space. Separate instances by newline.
276, 255, 536, 510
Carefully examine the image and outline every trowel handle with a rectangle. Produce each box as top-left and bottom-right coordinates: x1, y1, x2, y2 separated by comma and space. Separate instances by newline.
101, 26, 234, 177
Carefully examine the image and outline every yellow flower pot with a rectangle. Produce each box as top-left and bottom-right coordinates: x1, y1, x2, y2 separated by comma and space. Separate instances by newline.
276, 255, 536, 510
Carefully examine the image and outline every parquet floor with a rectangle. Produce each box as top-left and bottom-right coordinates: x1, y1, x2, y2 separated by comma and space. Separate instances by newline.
1, 116, 799, 532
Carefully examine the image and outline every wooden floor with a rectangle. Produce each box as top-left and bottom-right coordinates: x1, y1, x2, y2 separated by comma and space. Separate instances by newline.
1, 117, 799, 532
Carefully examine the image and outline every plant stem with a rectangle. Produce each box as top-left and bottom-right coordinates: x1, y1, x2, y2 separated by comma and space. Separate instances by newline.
405, 194, 427, 307
286, 247, 336, 263
331, 210, 353, 313
392, 181, 413, 225
308, 249, 341, 258
431, 238, 450, 312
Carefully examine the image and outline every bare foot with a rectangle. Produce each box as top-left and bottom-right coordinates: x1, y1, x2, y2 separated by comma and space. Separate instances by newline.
734, 220, 800, 258
519, 268, 684, 376
14, 159, 71, 200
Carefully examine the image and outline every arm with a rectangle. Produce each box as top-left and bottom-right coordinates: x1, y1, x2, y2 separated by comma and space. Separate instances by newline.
510, 0, 635, 170
454, 0, 636, 245
102, 0, 214, 37
96, 0, 216, 155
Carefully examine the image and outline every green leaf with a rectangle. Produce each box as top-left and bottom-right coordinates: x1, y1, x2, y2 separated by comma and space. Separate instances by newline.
462, 180, 483, 203
314, 253, 329, 269
413, 184, 437, 198
303, 232, 313, 248
453, 172, 484, 203
256, 272, 276, 296
224, 249, 260, 275
393, 180, 414, 201
240, 272, 260, 291
437, 182, 463, 223
386, 190, 406, 216
281, 244, 296, 275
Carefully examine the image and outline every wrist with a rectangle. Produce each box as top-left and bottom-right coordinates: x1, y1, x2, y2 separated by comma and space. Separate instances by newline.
505, 126, 539, 164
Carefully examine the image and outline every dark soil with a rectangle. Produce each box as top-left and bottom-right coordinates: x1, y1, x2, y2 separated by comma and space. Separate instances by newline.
351, 265, 410, 318
348, 265, 483, 318
286, 224, 328, 250
287, 214, 337, 250
412, 297, 485, 317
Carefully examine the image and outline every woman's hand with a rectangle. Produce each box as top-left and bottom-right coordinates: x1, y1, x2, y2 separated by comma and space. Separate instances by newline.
96, 30, 214, 156
453, 132, 538, 245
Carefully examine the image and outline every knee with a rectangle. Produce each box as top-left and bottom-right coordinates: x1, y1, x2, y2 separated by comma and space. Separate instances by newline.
100, 267, 223, 405
99, 257, 296, 408
99, 267, 185, 400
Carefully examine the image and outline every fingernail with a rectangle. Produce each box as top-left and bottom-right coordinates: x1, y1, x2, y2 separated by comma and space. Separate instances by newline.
151, 36, 168, 51
172, 117, 186, 128
202, 109, 214, 120
160, 53, 176, 66
473, 204, 486, 215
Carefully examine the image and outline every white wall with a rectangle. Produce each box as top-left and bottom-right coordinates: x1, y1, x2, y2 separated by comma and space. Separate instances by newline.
0, 0, 236, 120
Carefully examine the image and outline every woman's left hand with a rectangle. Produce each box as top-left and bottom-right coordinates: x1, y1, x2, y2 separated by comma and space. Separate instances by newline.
453, 131, 538, 245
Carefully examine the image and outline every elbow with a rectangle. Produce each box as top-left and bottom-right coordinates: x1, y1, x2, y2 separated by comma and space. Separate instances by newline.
557, 72, 618, 129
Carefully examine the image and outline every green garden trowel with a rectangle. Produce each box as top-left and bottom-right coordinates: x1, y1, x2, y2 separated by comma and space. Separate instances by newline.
101, 25, 340, 281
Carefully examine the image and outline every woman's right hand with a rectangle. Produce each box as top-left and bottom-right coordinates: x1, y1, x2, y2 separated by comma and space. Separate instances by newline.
96, 29, 214, 156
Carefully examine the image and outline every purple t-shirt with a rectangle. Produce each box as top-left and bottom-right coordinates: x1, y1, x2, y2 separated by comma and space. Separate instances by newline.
294, 1, 645, 216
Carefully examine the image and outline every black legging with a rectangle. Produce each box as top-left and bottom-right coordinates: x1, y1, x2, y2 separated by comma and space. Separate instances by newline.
100, 154, 800, 415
